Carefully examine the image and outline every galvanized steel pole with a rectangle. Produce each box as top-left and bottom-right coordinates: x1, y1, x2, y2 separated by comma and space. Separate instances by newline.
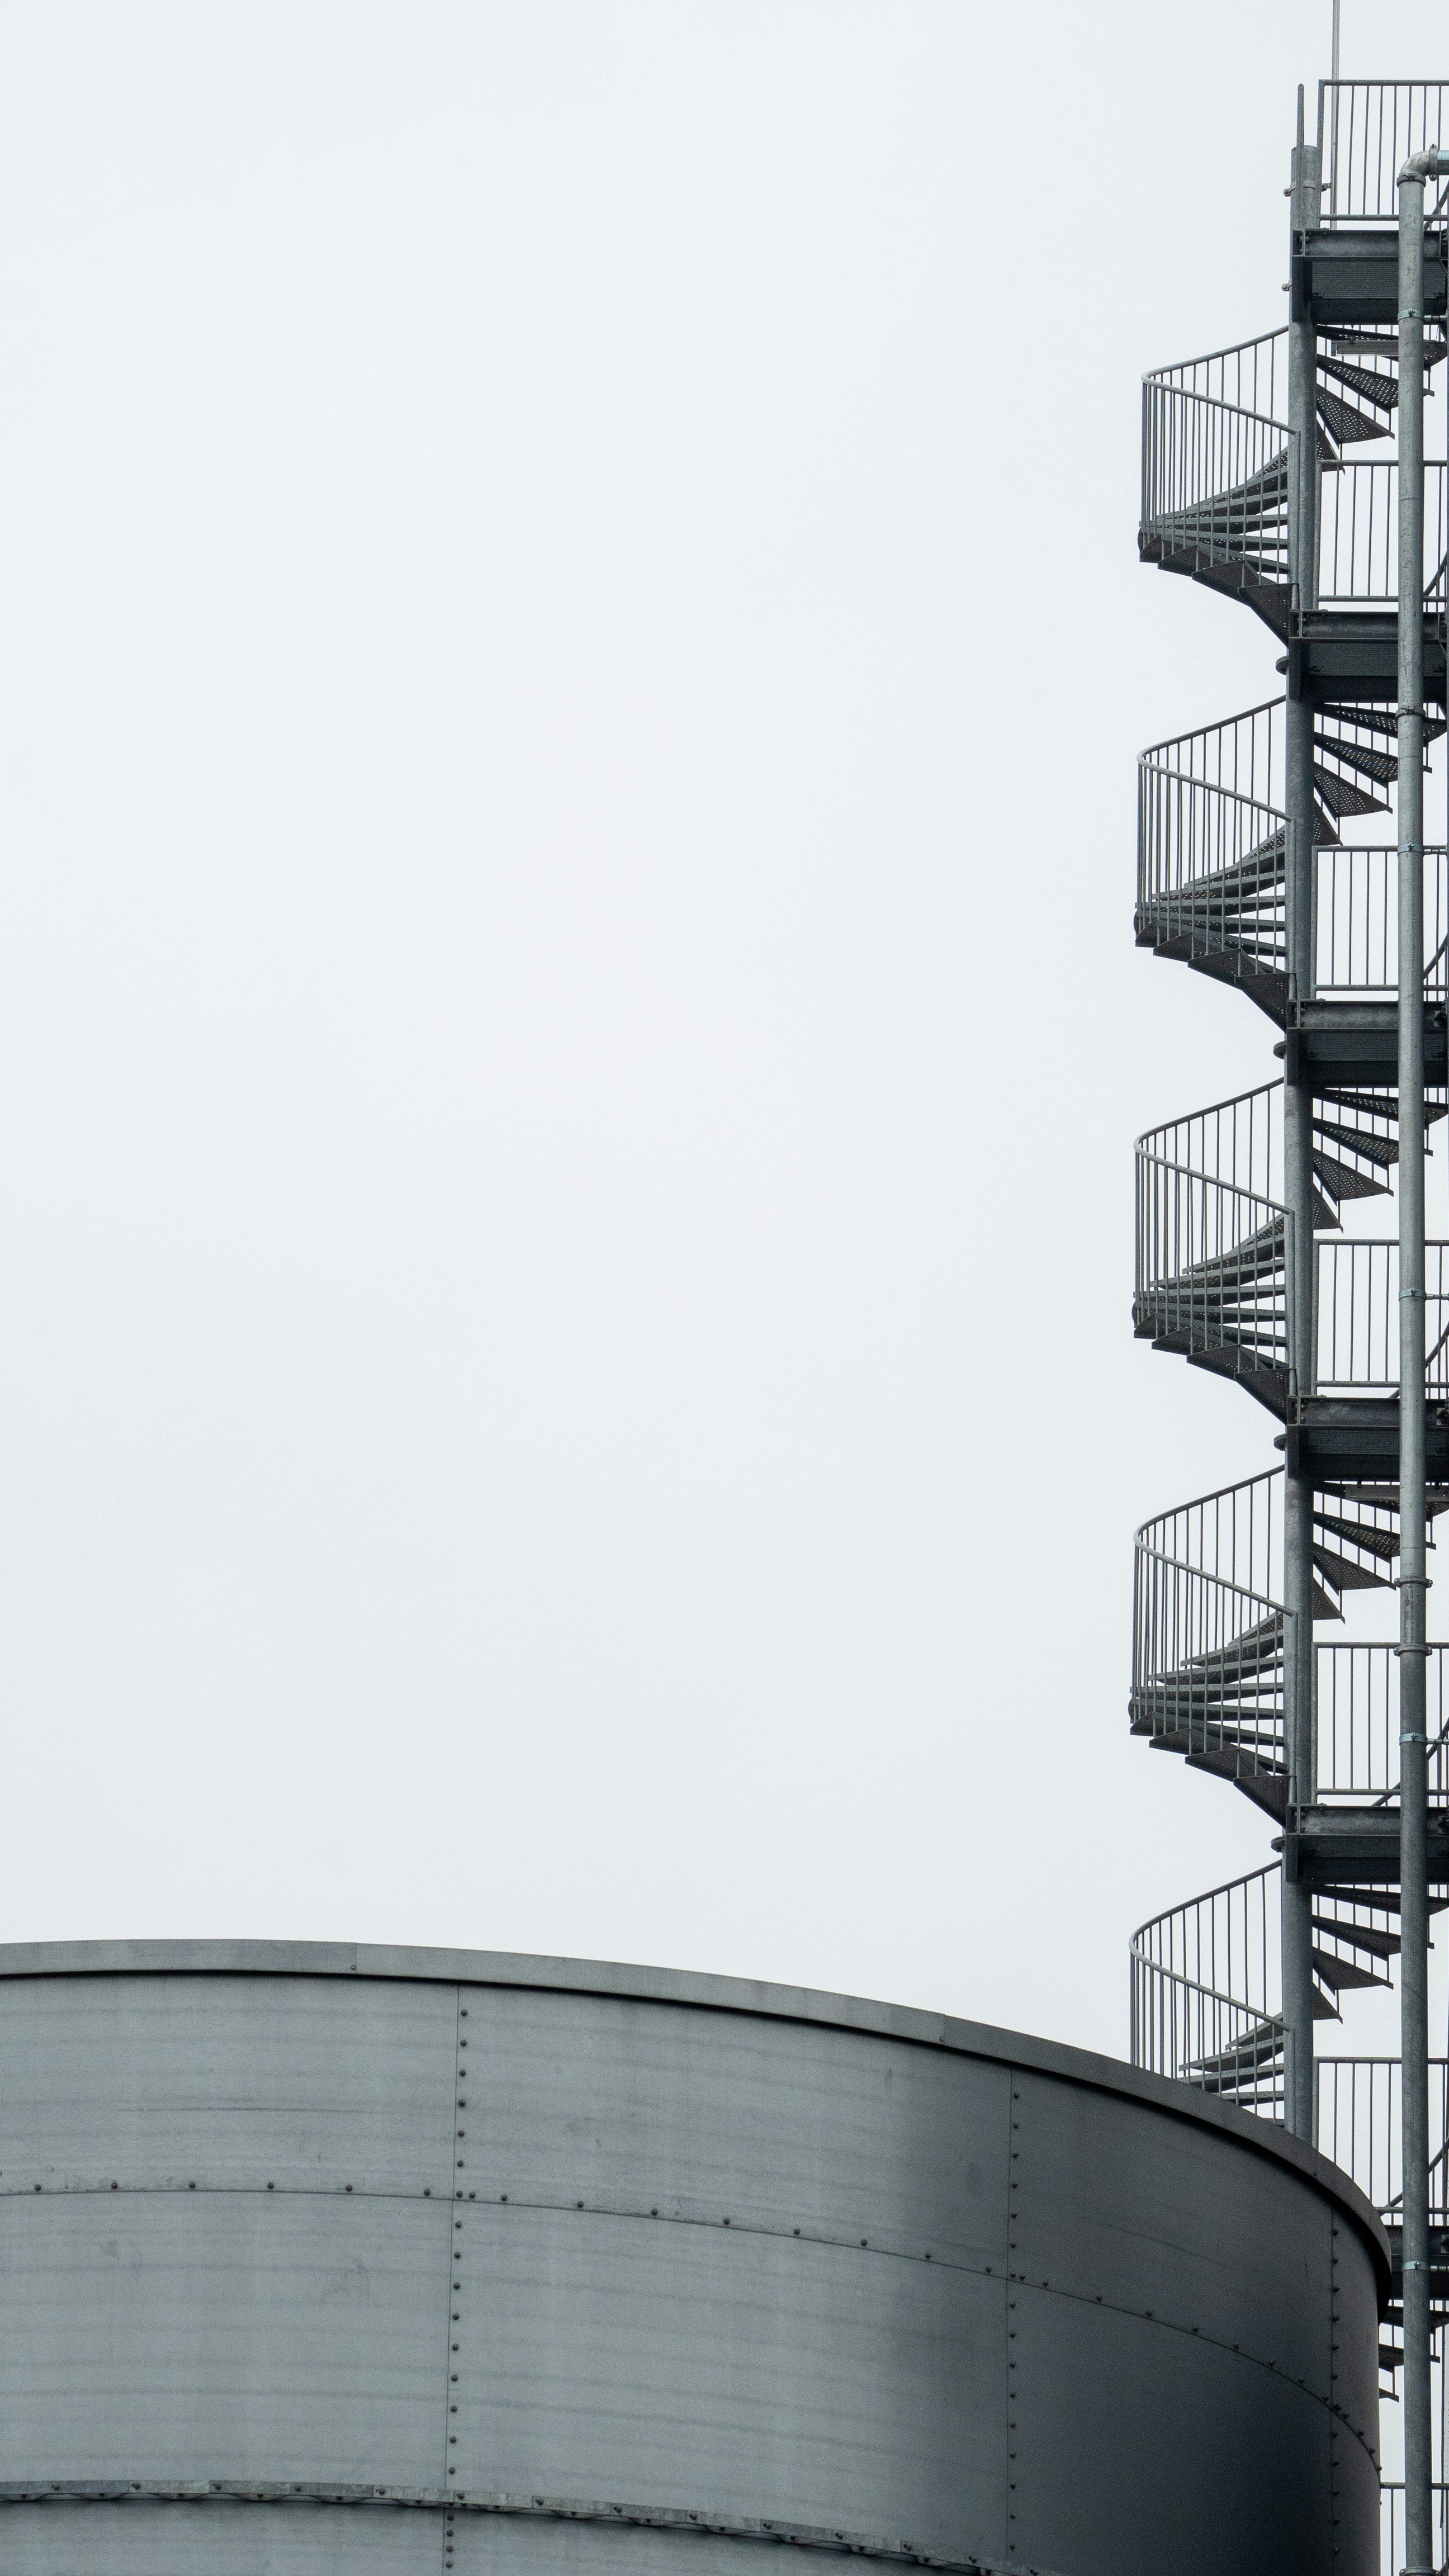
1396, 138, 1445, 2576
1282, 103, 1322, 2143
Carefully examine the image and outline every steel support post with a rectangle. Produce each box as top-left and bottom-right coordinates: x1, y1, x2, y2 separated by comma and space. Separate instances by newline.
1398, 149, 1436, 2576
1282, 122, 1322, 2145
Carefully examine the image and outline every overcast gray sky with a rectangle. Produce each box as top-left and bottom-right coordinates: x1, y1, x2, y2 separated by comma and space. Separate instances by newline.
1, 0, 1443, 2057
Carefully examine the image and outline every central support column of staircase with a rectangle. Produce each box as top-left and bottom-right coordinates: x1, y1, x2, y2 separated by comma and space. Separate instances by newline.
1282, 117, 1324, 2142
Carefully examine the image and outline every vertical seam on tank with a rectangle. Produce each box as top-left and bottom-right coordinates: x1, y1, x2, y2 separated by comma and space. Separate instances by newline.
439, 1979, 465, 2554
1328, 2205, 1341, 2556
1006, 2066, 1019, 2566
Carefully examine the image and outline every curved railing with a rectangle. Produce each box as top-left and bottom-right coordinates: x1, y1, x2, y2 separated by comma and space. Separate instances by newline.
1131, 1472, 1286, 1811
1136, 704, 1287, 990
1139, 389, 1291, 619
1134, 1086, 1295, 1403
1130, 1865, 1282, 2108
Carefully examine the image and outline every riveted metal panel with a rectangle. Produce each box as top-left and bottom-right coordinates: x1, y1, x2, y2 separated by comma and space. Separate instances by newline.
0, 2193, 451, 2486
447, 2204, 1006, 2564
0, 2498, 446, 2573
1010, 2288, 1336, 2576
1007, 2064, 1336, 2394
0, 1975, 457, 2198
452, 1990, 1010, 2269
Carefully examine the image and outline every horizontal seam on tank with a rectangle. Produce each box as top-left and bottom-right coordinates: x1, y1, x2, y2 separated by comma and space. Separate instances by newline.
0, 2182, 1378, 2460
0, 2181, 1006, 2255
0, 2483, 1065, 2574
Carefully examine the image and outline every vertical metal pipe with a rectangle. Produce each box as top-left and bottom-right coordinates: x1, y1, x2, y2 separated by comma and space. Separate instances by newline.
1398, 152, 1432, 2576
1282, 120, 1323, 2144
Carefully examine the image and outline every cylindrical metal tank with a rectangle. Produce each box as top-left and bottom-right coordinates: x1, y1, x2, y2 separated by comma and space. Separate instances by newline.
0, 1942, 1385, 2575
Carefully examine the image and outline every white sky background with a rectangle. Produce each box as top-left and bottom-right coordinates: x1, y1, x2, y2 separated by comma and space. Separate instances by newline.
0, 0, 1445, 2058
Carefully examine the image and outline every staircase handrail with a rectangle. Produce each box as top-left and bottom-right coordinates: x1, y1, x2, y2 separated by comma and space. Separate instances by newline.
1137, 764, 1284, 822
1139, 698, 1282, 765
1138, 1152, 1284, 1204
1143, 330, 1288, 425
1130, 1860, 1280, 1979
1133, 1545, 1281, 1619
1133, 1470, 1283, 1565
1137, 1076, 1282, 1143
1142, 386, 1287, 439
1131, 1954, 1277, 2030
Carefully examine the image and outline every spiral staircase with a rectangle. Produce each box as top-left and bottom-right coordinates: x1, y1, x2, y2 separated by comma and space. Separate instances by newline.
1127, 80, 1449, 2565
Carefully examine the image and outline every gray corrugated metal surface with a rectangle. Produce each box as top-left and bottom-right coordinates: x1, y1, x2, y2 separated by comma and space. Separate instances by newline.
0, 1947, 1386, 2574
0, 1972, 457, 2194
448, 2206, 1005, 2558
0, 2499, 446, 2572
0, 2193, 450, 2486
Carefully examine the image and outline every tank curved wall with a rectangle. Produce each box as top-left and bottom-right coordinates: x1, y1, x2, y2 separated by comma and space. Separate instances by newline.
0, 1942, 1386, 2576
